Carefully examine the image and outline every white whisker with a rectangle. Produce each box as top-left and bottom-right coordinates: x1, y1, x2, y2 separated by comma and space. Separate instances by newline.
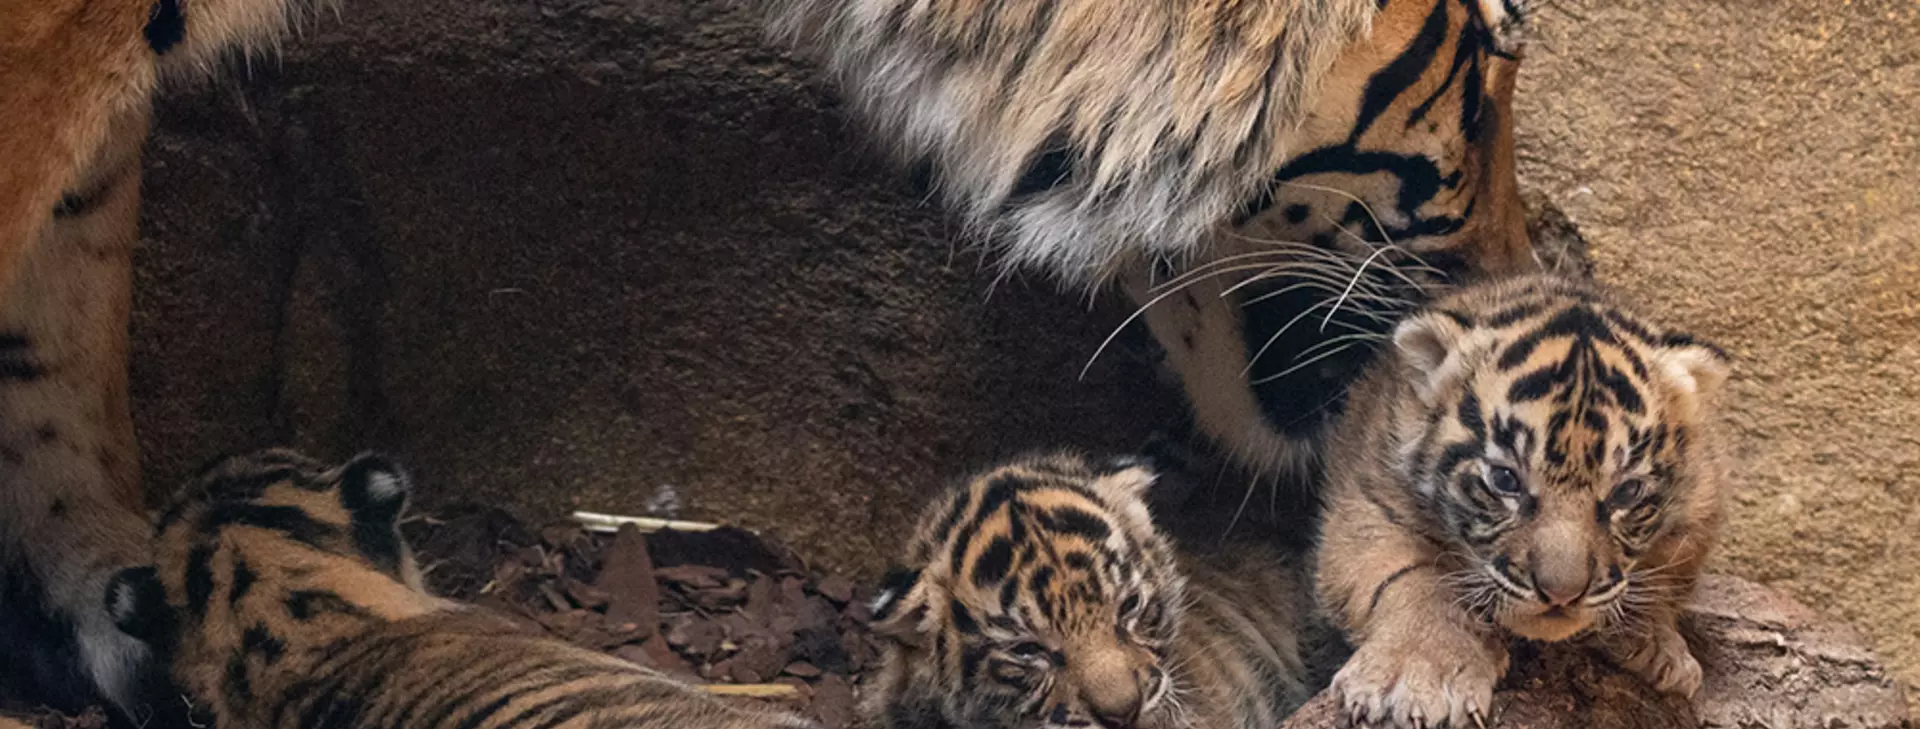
1320, 242, 1403, 333
1240, 298, 1337, 378
1287, 331, 1388, 363
1222, 464, 1265, 542
1147, 250, 1304, 294
1213, 262, 1369, 300
1277, 180, 1402, 251
1080, 267, 1237, 380
1251, 341, 1365, 386
1228, 254, 1388, 294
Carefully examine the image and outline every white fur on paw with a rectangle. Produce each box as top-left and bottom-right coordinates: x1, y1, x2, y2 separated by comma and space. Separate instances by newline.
365, 471, 404, 501
1333, 638, 1504, 729
79, 621, 149, 712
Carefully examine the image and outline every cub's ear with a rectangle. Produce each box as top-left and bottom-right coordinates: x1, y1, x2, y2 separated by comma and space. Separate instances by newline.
1392, 310, 1471, 404
106, 566, 172, 642
870, 568, 931, 649
339, 453, 412, 529
1111, 437, 1198, 512
1654, 333, 1730, 399
1097, 456, 1161, 499
1110, 433, 1192, 477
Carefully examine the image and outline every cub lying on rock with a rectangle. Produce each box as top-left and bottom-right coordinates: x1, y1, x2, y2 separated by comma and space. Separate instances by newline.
1315, 274, 1730, 728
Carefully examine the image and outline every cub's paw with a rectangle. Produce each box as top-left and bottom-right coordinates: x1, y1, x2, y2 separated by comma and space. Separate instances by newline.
1611, 622, 1703, 698
1332, 633, 1508, 728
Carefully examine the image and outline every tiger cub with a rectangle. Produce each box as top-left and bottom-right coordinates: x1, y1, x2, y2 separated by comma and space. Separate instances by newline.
104, 449, 817, 729
867, 451, 1326, 729
1315, 274, 1730, 728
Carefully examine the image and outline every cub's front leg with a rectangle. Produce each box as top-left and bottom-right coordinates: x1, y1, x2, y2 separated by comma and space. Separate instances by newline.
1325, 566, 1508, 726
1317, 503, 1507, 728
1603, 612, 1703, 698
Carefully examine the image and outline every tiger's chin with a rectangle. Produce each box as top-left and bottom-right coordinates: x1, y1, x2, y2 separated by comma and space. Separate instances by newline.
1502, 606, 1598, 643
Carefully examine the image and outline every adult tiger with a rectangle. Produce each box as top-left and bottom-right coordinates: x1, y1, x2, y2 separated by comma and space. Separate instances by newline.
766, 0, 1544, 481
0, 0, 323, 721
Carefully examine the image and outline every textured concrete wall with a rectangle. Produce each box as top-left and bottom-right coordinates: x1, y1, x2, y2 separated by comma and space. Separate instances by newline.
130, 0, 1919, 705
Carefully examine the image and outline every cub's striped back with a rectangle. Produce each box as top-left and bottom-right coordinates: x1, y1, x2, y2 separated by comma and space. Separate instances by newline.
107, 449, 817, 729
866, 452, 1322, 729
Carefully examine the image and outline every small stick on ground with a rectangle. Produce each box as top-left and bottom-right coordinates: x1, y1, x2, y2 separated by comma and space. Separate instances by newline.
572, 511, 721, 534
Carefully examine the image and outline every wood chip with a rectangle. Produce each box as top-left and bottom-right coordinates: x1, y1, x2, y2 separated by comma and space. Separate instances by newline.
407, 503, 885, 728
782, 661, 823, 679
562, 578, 611, 610
537, 583, 573, 613
536, 609, 594, 640
664, 613, 726, 656
596, 524, 661, 639
613, 644, 656, 669
657, 564, 728, 589
722, 638, 788, 684
815, 575, 855, 605
809, 674, 856, 729
641, 637, 700, 680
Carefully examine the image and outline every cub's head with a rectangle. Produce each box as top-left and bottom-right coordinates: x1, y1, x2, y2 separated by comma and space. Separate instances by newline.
1387, 275, 1729, 642
867, 453, 1184, 729
105, 449, 427, 706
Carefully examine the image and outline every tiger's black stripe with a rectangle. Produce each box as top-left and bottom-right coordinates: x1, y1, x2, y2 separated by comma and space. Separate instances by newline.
144, 0, 186, 55
0, 334, 46, 381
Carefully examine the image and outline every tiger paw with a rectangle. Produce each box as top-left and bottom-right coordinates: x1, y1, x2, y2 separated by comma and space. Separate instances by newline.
1611, 621, 1703, 698
1331, 630, 1507, 729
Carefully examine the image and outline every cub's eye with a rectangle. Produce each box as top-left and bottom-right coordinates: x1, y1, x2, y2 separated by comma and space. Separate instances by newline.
1608, 479, 1648, 509
1007, 641, 1049, 660
1118, 594, 1142, 620
1484, 465, 1525, 496
987, 658, 1035, 686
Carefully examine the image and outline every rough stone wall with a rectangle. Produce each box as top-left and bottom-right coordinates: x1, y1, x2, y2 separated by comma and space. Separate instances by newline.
129, 0, 1920, 707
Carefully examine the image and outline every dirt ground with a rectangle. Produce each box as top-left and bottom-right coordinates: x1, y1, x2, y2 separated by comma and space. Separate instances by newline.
124, 0, 1918, 710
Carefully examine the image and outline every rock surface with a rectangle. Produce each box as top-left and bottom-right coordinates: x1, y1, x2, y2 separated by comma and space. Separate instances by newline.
1283, 575, 1911, 729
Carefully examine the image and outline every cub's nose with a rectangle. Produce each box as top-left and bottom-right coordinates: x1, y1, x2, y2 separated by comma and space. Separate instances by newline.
1532, 566, 1591, 607
1077, 672, 1142, 728
1069, 642, 1146, 727
1527, 542, 1595, 608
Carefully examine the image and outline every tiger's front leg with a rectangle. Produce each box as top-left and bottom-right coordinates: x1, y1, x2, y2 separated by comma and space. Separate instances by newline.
0, 101, 163, 722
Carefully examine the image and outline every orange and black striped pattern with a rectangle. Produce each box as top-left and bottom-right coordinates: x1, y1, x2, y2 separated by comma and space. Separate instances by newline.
866, 452, 1322, 729
106, 449, 817, 729
1315, 274, 1730, 728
